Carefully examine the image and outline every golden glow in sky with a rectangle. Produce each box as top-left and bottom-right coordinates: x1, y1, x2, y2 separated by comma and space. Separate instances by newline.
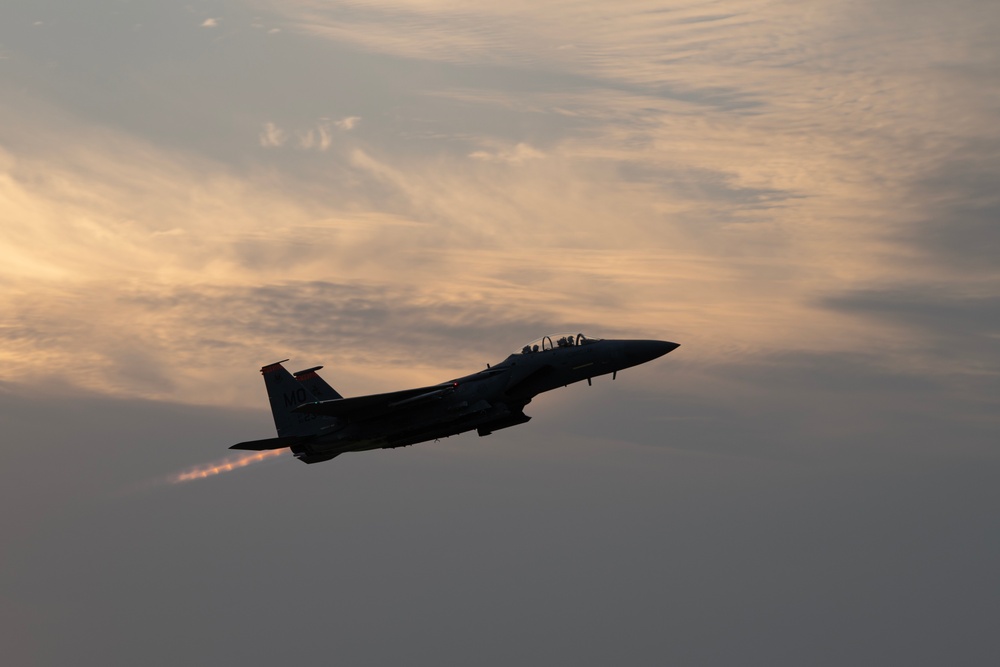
0, 0, 997, 410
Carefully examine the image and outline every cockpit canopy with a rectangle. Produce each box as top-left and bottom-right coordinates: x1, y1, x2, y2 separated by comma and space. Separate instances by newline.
514, 333, 602, 355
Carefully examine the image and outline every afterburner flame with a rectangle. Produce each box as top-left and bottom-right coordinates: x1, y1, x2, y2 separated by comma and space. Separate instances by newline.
171, 448, 289, 483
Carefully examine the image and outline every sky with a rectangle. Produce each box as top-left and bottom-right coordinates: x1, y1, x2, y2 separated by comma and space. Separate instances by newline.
1, 0, 999, 664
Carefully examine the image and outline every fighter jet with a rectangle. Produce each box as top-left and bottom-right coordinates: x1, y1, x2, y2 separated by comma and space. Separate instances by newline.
231, 333, 679, 464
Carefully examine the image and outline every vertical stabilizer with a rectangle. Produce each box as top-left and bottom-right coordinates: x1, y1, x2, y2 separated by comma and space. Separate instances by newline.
293, 366, 344, 400
261, 361, 336, 437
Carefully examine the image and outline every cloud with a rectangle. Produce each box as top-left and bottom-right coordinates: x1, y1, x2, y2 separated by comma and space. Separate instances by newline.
201, 18, 220, 28
818, 287, 1000, 390
262, 119, 356, 151
335, 116, 360, 130
296, 127, 328, 150
901, 143, 1000, 271
258, 121, 287, 147
1, 0, 998, 417
150, 228, 187, 237
469, 142, 544, 164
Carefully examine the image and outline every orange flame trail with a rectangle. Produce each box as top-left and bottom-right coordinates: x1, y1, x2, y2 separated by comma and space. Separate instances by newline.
171, 448, 289, 483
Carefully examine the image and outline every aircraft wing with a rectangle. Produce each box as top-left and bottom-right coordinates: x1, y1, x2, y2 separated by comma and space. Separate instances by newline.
292, 382, 457, 419
230, 435, 305, 451
503, 363, 556, 397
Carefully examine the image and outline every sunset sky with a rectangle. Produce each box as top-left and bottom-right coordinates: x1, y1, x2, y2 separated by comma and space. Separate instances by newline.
2, 1, 998, 664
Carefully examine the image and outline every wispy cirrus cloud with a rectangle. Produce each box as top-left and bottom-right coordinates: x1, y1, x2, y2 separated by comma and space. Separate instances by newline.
469, 142, 544, 164
258, 117, 361, 150
335, 116, 360, 130
258, 121, 287, 147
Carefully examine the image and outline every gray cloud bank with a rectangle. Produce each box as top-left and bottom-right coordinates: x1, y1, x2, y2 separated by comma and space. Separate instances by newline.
2, 379, 998, 666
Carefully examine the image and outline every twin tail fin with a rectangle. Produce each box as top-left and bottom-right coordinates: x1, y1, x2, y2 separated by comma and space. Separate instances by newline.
260, 360, 340, 438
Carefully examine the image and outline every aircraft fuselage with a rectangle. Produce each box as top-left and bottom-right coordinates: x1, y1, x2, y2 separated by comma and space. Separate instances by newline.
231, 334, 679, 464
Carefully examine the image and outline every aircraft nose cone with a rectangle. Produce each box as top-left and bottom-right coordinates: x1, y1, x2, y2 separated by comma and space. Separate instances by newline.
623, 339, 680, 365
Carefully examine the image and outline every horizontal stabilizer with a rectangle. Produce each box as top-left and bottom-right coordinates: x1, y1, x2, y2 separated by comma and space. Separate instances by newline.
230, 435, 304, 451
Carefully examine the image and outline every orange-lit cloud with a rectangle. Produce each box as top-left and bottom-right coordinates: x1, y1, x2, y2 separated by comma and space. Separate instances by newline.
0, 0, 997, 410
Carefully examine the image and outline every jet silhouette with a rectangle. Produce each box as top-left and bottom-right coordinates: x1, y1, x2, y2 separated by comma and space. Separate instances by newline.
232, 332, 679, 464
